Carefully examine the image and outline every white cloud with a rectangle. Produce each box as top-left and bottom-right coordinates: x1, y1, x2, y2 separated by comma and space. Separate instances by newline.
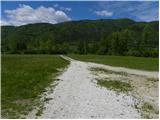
52, 4, 72, 12
60, 7, 72, 12
138, 14, 158, 22
0, 20, 10, 26
53, 4, 59, 7
94, 10, 113, 17
4, 4, 71, 26
96, 2, 158, 22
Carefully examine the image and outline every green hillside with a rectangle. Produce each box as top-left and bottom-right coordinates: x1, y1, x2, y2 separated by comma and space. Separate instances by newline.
1, 18, 159, 57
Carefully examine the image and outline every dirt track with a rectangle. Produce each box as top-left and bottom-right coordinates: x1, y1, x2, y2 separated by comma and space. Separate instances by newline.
27, 55, 158, 119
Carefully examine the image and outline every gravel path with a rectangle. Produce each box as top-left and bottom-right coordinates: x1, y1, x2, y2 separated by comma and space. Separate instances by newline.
27, 56, 158, 119
37, 55, 148, 119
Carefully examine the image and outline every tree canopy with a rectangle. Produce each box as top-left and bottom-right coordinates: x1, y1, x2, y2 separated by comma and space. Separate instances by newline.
1, 18, 159, 57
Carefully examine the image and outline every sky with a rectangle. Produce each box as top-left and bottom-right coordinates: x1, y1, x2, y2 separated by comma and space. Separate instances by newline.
1, 1, 159, 26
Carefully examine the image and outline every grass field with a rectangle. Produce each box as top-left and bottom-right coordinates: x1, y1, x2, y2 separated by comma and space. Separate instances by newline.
1, 55, 69, 118
68, 54, 158, 71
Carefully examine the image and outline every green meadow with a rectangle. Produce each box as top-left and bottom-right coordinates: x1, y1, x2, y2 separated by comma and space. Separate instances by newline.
68, 54, 159, 71
1, 55, 69, 118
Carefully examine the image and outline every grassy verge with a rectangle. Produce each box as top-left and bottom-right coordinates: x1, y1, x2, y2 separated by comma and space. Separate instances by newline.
68, 54, 158, 71
1, 55, 69, 118
90, 67, 128, 76
97, 80, 132, 93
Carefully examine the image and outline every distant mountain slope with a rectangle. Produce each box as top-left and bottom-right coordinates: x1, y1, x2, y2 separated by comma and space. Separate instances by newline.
1, 18, 159, 57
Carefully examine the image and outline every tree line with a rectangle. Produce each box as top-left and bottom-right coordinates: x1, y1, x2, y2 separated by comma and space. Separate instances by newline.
1, 18, 159, 57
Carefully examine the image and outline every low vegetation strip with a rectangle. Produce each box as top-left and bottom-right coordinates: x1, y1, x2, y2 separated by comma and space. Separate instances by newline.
1, 55, 69, 118
68, 54, 158, 71
97, 80, 132, 92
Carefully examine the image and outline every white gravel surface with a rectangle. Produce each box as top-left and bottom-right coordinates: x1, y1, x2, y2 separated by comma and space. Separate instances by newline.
27, 55, 158, 119
37, 56, 143, 119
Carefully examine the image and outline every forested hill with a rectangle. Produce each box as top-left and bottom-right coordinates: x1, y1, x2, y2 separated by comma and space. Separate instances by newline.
1, 18, 159, 57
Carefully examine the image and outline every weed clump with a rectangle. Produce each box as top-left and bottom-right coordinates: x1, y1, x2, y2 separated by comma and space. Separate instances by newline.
140, 102, 159, 119
97, 80, 132, 92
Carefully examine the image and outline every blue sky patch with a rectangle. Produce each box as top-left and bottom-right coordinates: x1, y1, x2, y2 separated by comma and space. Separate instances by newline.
1, 1, 159, 26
